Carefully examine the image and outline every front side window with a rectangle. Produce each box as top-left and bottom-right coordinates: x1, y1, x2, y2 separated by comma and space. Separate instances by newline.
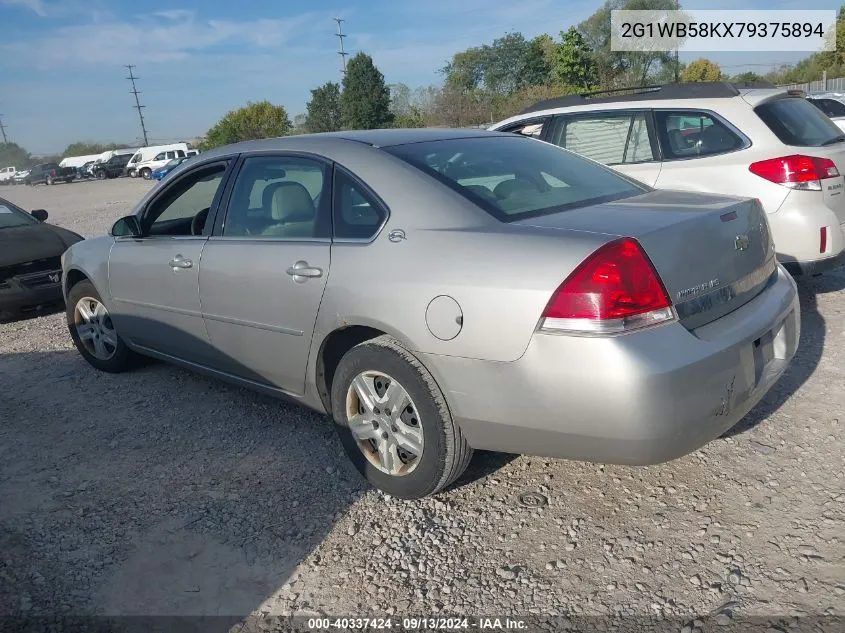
655, 111, 743, 159
333, 170, 387, 240
154, 153, 165, 161
547, 113, 654, 165
222, 155, 329, 239
384, 136, 646, 222
144, 163, 228, 236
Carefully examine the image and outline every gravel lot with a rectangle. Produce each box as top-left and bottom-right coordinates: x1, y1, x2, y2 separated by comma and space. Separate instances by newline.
1, 179, 843, 630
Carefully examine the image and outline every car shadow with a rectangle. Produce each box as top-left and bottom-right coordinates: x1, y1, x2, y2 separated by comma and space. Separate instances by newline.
723, 268, 844, 438
0, 343, 366, 626
0, 315, 507, 625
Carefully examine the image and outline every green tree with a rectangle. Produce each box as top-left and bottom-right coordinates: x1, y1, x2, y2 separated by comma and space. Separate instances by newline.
305, 82, 342, 133
393, 106, 426, 128
61, 142, 123, 158
554, 27, 598, 88
442, 47, 487, 92
0, 142, 33, 169
681, 58, 722, 82
341, 53, 394, 130
730, 71, 766, 85
202, 101, 292, 149
523, 34, 557, 86
483, 32, 531, 95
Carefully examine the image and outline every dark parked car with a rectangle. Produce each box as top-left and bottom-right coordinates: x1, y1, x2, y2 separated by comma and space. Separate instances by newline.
77, 161, 96, 179
91, 154, 132, 179
0, 197, 83, 320
25, 162, 76, 185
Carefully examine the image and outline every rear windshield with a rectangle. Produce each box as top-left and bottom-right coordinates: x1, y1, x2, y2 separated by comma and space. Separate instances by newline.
756, 98, 845, 147
383, 136, 647, 222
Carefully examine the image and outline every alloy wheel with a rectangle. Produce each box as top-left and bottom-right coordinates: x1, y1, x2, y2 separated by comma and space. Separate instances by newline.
74, 297, 118, 361
345, 371, 424, 476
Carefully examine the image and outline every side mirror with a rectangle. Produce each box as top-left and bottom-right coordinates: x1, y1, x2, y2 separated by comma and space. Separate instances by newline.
31, 209, 48, 222
111, 215, 142, 237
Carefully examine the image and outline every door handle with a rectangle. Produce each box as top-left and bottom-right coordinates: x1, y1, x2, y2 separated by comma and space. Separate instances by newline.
286, 260, 322, 279
169, 255, 193, 270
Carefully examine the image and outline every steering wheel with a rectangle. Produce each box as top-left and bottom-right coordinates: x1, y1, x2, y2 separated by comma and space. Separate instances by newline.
191, 207, 210, 236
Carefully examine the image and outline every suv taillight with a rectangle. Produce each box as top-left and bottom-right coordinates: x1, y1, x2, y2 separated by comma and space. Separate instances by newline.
540, 238, 675, 335
749, 155, 840, 191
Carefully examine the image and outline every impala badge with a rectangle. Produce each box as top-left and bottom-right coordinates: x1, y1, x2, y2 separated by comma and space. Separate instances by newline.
735, 234, 750, 251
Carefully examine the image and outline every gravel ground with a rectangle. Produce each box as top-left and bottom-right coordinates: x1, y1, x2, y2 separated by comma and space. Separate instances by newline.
0, 180, 843, 630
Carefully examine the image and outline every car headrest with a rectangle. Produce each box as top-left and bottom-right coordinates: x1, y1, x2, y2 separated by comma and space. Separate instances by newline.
270, 182, 315, 223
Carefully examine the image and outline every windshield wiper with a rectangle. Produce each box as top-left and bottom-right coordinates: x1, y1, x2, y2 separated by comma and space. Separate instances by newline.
821, 135, 845, 146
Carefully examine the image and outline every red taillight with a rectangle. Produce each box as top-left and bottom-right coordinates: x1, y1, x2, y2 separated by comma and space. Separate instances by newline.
820, 226, 828, 253
749, 155, 840, 191
540, 238, 675, 335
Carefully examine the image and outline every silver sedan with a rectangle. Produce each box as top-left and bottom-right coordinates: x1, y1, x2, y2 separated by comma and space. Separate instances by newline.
61, 129, 800, 499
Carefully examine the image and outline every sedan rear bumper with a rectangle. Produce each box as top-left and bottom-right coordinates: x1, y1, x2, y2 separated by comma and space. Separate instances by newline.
421, 265, 800, 465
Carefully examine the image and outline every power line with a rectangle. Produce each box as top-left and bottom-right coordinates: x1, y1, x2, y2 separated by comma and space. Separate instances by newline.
125, 64, 149, 146
335, 17, 348, 76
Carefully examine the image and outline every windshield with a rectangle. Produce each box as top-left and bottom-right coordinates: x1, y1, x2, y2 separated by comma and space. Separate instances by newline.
162, 159, 183, 169
0, 201, 37, 228
383, 136, 647, 222
756, 97, 844, 146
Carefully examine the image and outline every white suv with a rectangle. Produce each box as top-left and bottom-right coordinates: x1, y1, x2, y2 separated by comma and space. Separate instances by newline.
491, 83, 845, 275
136, 149, 186, 179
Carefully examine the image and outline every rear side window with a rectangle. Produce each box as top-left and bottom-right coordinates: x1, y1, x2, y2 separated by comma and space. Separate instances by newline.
333, 170, 387, 240
655, 111, 743, 159
384, 136, 646, 223
756, 98, 844, 147
547, 113, 655, 165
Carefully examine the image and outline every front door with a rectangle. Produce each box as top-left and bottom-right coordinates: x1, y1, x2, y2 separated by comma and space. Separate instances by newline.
108, 160, 232, 364
198, 154, 332, 395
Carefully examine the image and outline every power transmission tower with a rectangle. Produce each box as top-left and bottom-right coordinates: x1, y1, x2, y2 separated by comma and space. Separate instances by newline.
125, 64, 149, 146
335, 18, 348, 76
0, 113, 8, 144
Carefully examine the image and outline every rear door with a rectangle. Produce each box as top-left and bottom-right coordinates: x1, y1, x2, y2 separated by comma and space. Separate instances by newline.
198, 153, 332, 395
545, 110, 662, 186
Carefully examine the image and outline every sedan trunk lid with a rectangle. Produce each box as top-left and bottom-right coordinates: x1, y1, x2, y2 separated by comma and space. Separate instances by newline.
516, 190, 777, 330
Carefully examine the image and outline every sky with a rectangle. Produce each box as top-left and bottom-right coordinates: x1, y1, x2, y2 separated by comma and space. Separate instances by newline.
0, 0, 837, 155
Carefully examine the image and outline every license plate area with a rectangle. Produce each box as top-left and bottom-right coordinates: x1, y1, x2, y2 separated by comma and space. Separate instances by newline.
752, 314, 789, 386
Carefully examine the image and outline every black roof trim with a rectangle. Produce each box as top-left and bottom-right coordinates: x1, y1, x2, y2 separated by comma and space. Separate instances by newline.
520, 81, 778, 114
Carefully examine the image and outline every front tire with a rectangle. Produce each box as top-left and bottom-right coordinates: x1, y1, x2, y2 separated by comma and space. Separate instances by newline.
330, 335, 472, 499
67, 280, 136, 373
140, 168, 151, 179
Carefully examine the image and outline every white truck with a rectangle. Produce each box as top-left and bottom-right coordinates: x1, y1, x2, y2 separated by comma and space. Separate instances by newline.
0, 166, 16, 185
59, 154, 103, 169
126, 143, 191, 178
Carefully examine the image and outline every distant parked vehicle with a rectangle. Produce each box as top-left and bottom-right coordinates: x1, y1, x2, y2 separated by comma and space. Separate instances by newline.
77, 161, 96, 179
91, 154, 132, 180
185, 149, 200, 157
0, 166, 16, 185
126, 143, 191, 177
806, 95, 845, 133
25, 163, 76, 186
12, 170, 29, 185
60, 154, 103, 170
151, 156, 189, 181
134, 149, 188, 179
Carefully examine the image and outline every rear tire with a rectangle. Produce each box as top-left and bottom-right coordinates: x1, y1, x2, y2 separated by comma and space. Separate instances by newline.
96, 171, 106, 180
140, 168, 151, 180
46, 175, 53, 185
67, 280, 136, 373
330, 335, 472, 499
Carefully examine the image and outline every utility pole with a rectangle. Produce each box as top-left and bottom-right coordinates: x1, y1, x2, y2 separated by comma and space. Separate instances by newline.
674, 49, 680, 83
125, 64, 149, 146
335, 18, 348, 76
0, 113, 8, 144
